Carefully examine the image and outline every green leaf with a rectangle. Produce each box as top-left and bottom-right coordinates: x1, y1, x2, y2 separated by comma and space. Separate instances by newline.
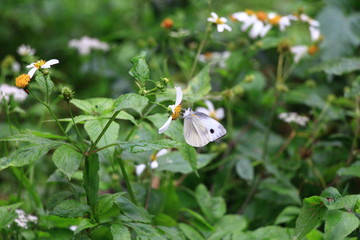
49, 199, 90, 218
35, 74, 54, 97
338, 162, 360, 178
311, 57, 360, 75
320, 187, 342, 201
153, 213, 177, 227
157, 226, 186, 240
71, 98, 114, 115
179, 144, 198, 175
235, 158, 254, 182
323, 195, 360, 211
129, 51, 150, 86
184, 65, 211, 102
324, 210, 359, 240
83, 155, 100, 219
214, 214, 247, 233
156, 152, 216, 174
125, 222, 166, 240
293, 196, 326, 240
0, 144, 51, 171
114, 93, 148, 114
52, 145, 83, 179
181, 208, 214, 231
118, 139, 183, 153
178, 223, 205, 240
111, 223, 131, 240
147, 113, 184, 141
195, 184, 226, 223
251, 226, 293, 239
74, 218, 97, 234
116, 196, 151, 223
275, 206, 301, 225
46, 191, 73, 210
0, 132, 65, 146
0, 202, 23, 229
97, 192, 124, 216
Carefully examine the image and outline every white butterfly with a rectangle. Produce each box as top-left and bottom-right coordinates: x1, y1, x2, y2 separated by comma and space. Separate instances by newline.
183, 108, 227, 147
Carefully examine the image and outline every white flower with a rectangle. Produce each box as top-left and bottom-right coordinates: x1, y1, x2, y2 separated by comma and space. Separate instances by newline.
196, 100, 225, 120
17, 44, 36, 56
290, 45, 308, 63
69, 225, 78, 232
135, 149, 169, 176
12, 61, 21, 73
13, 209, 38, 229
68, 36, 109, 56
26, 59, 59, 78
207, 12, 232, 32
232, 11, 257, 32
267, 13, 291, 32
232, 11, 271, 39
198, 51, 231, 68
279, 112, 309, 126
158, 86, 183, 134
309, 26, 321, 41
0, 84, 27, 102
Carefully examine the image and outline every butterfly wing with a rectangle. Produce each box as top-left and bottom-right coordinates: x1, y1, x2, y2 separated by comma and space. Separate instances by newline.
184, 113, 212, 147
184, 112, 226, 147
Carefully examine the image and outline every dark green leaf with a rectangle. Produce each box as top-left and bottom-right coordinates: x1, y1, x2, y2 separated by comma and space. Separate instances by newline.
74, 218, 97, 234
97, 192, 124, 216
214, 214, 247, 233
35, 74, 54, 97
116, 196, 151, 223
71, 98, 114, 115
49, 200, 90, 218
114, 93, 149, 114
338, 161, 360, 178
129, 51, 150, 86
52, 145, 83, 179
324, 210, 359, 240
275, 206, 301, 225
111, 223, 131, 240
179, 223, 205, 240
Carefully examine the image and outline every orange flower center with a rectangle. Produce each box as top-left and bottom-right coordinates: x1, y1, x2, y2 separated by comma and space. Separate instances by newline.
245, 9, 255, 15
15, 74, 31, 88
34, 60, 46, 69
171, 105, 182, 120
204, 52, 213, 59
256, 11, 267, 21
216, 18, 225, 25
269, 15, 282, 25
230, 15, 238, 22
308, 45, 319, 55
150, 153, 157, 161
161, 18, 174, 29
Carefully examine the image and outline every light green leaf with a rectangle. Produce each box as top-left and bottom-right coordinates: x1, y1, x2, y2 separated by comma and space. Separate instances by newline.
324, 210, 359, 240
195, 184, 226, 223
83, 155, 99, 219
235, 158, 254, 182
97, 192, 124, 216
114, 93, 148, 114
0, 202, 23, 229
118, 139, 183, 153
338, 162, 360, 178
125, 222, 166, 240
214, 214, 247, 234
252, 226, 293, 239
184, 65, 211, 102
35, 74, 54, 97
50, 199, 90, 218
129, 51, 150, 86
71, 98, 114, 115
293, 196, 326, 240
179, 144, 198, 174
179, 223, 205, 240
275, 206, 301, 225
311, 57, 360, 75
74, 218, 97, 234
52, 145, 83, 179
323, 195, 360, 211
111, 223, 131, 240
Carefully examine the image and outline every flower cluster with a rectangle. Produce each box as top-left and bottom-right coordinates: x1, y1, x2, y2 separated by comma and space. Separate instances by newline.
68, 36, 109, 56
198, 51, 231, 69
17, 44, 36, 56
11, 209, 38, 229
279, 112, 309, 126
0, 84, 27, 102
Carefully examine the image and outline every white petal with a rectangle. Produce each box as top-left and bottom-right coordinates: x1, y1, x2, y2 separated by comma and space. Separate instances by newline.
220, 17, 227, 23
241, 15, 257, 31
223, 24, 232, 32
217, 25, 224, 32
308, 19, 320, 27
158, 116, 172, 134
207, 17, 216, 23
309, 26, 321, 41
249, 21, 264, 39
232, 12, 249, 22
150, 160, 159, 169
210, 12, 218, 19
290, 45, 308, 63
195, 107, 210, 115
42, 59, 59, 68
27, 67, 37, 78
260, 24, 272, 37
215, 108, 225, 120
135, 164, 146, 176
205, 100, 215, 112
156, 149, 169, 157
26, 63, 34, 69
174, 86, 183, 106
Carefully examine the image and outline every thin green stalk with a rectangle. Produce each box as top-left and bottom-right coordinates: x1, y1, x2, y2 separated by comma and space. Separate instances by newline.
117, 157, 137, 205
89, 110, 120, 152
10, 167, 44, 211
189, 22, 212, 79
238, 175, 260, 214
346, 95, 360, 165
3, 99, 14, 135
67, 101, 86, 151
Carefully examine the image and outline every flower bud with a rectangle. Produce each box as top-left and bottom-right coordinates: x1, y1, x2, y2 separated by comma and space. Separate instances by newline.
276, 83, 289, 92
61, 87, 74, 102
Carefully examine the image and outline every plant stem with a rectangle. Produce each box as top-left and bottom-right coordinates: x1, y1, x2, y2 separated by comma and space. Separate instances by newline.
117, 156, 138, 205
67, 101, 86, 151
347, 96, 360, 165
238, 175, 260, 214
189, 22, 211, 79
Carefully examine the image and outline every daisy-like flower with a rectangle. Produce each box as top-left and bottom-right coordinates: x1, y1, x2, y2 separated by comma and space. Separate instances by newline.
290, 44, 319, 63
207, 12, 232, 32
135, 149, 169, 176
15, 74, 31, 88
17, 44, 36, 56
68, 36, 109, 56
279, 112, 309, 126
198, 51, 231, 68
232, 10, 271, 39
0, 84, 27, 102
267, 13, 291, 32
158, 86, 183, 134
196, 100, 225, 121
26, 59, 59, 78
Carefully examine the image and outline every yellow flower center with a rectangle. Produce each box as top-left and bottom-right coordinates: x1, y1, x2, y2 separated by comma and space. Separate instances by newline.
171, 105, 182, 120
256, 11, 268, 21
245, 9, 255, 15
204, 52, 213, 59
230, 15, 238, 22
209, 111, 217, 120
34, 60, 46, 69
269, 15, 282, 25
307, 45, 319, 55
15, 74, 31, 88
150, 153, 157, 162
216, 18, 225, 25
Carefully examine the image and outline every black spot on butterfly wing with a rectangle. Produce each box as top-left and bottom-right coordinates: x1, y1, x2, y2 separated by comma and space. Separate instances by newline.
210, 129, 215, 133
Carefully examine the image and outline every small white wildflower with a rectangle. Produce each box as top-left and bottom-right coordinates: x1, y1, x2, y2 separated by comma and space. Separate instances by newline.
290, 45, 319, 63
69, 225, 78, 232
17, 44, 36, 56
279, 112, 309, 126
207, 12, 232, 32
135, 149, 169, 176
0, 84, 27, 102
13, 209, 38, 229
68, 36, 109, 56
158, 86, 183, 134
27, 215, 38, 223
26, 59, 59, 78
169, 29, 191, 38
12, 61, 21, 73
196, 100, 225, 121
198, 51, 231, 68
